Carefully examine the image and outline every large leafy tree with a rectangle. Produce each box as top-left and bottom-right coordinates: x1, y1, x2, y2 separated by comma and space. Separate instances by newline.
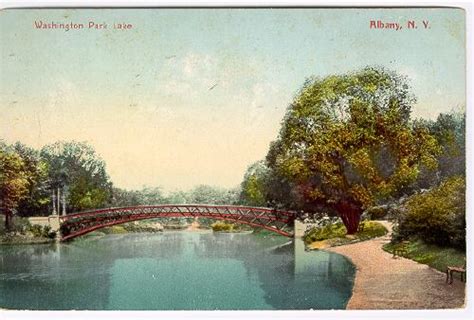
40, 141, 113, 212
269, 67, 440, 234
13, 143, 50, 216
0, 143, 30, 229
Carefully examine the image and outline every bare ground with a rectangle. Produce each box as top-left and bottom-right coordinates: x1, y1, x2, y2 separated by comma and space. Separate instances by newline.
326, 221, 466, 309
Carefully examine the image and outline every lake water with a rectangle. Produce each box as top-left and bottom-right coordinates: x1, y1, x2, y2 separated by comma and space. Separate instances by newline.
0, 232, 355, 310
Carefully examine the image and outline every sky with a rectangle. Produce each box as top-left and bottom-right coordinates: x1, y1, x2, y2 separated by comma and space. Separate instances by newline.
0, 8, 466, 191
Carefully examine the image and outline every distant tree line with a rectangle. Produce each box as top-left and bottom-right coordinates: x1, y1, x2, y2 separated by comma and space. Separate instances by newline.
111, 184, 240, 207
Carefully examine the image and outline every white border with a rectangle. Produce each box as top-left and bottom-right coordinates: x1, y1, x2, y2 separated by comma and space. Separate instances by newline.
0, 1, 472, 320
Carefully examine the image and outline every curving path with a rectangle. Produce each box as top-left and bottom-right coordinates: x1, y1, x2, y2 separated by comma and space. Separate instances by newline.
326, 221, 466, 309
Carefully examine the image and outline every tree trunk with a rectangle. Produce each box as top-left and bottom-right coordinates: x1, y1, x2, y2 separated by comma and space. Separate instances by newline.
335, 200, 363, 235
4, 208, 12, 231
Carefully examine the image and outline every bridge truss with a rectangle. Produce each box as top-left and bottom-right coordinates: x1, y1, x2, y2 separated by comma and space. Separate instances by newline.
59, 205, 296, 241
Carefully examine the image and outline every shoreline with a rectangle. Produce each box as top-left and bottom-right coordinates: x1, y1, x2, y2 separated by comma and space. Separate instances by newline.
324, 221, 465, 309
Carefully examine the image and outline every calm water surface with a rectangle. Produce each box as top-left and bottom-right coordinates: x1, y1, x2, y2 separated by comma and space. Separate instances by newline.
0, 232, 355, 310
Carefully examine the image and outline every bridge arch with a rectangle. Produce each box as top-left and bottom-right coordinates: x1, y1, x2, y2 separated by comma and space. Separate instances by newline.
59, 205, 296, 241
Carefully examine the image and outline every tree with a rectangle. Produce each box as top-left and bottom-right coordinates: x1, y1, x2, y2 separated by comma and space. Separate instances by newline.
186, 185, 239, 205
268, 67, 440, 234
40, 141, 113, 212
239, 161, 268, 206
429, 111, 465, 178
396, 176, 465, 249
0, 144, 30, 230
13, 143, 50, 216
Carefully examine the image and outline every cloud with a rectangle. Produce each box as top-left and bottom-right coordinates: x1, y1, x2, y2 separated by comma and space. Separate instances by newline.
158, 52, 264, 99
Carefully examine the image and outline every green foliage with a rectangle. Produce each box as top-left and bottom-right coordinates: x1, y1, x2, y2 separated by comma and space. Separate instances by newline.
121, 222, 163, 233
429, 111, 465, 179
28, 224, 43, 237
304, 222, 347, 243
24, 224, 56, 239
239, 161, 268, 206
409, 111, 465, 191
304, 220, 387, 244
111, 185, 240, 207
41, 141, 113, 212
186, 185, 239, 205
12, 143, 51, 217
383, 239, 465, 274
1, 140, 115, 218
365, 206, 388, 220
101, 225, 128, 234
395, 176, 465, 249
266, 66, 440, 234
211, 221, 235, 232
356, 221, 388, 240
0, 144, 31, 229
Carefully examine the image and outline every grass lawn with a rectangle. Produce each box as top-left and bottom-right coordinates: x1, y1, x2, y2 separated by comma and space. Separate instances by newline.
383, 239, 466, 274
304, 220, 388, 247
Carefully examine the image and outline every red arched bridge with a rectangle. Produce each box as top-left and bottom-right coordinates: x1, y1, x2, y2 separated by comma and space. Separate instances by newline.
59, 205, 296, 241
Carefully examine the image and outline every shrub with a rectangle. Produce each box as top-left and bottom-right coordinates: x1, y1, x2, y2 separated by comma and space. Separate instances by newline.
395, 176, 465, 249
211, 221, 234, 232
303, 222, 347, 243
303, 221, 387, 244
27, 224, 56, 238
365, 206, 387, 220
42, 225, 57, 239
356, 221, 388, 240
29, 224, 44, 237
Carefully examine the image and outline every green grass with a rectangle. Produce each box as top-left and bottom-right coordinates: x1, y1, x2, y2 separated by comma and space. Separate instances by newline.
304, 220, 388, 245
383, 239, 466, 273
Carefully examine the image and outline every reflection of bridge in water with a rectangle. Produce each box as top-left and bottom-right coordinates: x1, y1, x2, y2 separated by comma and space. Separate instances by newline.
58, 205, 296, 241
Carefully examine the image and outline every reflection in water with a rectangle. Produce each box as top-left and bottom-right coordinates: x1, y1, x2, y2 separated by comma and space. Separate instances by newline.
0, 232, 355, 310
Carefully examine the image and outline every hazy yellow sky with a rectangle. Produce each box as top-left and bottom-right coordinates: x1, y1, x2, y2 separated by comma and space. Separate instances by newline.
0, 9, 465, 191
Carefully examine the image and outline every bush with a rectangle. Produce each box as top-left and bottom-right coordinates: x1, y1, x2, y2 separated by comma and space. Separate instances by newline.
304, 221, 387, 244
395, 176, 465, 249
42, 225, 57, 239
365, 206, 388, 220
356, 221, 388, 240
304, 222, 347, 244
29, 224, 44, 237
27, 224, 57, 239
211, 221, 235, 232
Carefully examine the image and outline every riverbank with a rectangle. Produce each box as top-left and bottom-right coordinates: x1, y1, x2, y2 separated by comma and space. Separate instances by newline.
0, 234, 54, 245
305, 220, 388, 249
325, 221, 465, 309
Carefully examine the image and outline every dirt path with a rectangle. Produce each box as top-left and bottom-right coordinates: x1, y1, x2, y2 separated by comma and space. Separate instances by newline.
326, 221, 466, 309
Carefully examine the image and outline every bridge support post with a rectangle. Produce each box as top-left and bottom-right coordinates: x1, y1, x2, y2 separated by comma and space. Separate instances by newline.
293, 220, 318, 275
294, 220, 305, 238
47, 214, 61, 242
